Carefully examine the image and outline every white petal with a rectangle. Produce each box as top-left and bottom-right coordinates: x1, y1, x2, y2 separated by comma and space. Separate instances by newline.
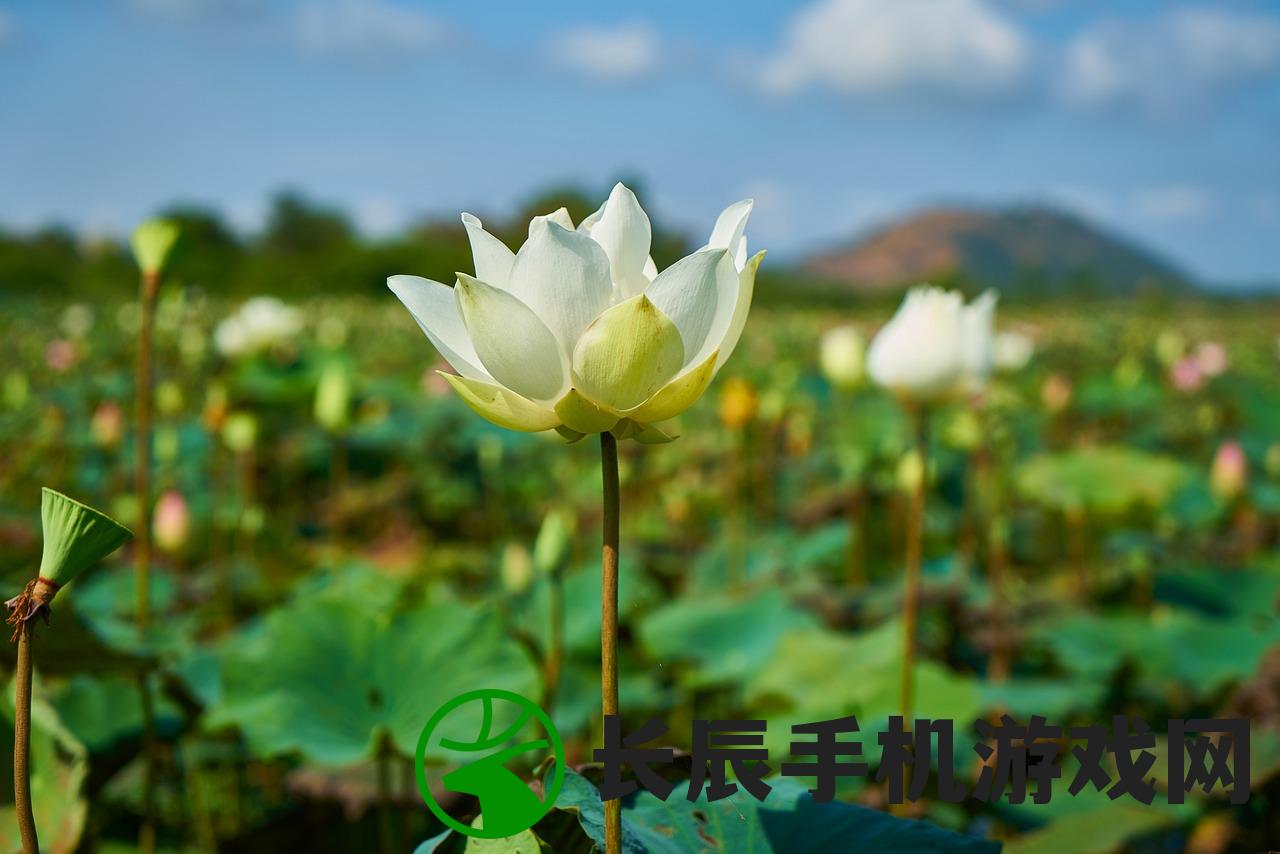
644, 248, 736, 372
461, 213, 515, 290
507, 219, 614, 353
529, 207, 574, 234
960, 289, 998, 387
705, 199, 753, 269
713, 250, 765, 373
642, 256, 658, 280
576, 201, 605, 235
387, 275, 491, 382
590, 183, 652, 299
455, 273, 569, 403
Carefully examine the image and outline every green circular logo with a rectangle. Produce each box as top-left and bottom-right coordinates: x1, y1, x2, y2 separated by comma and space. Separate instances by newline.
415, 689, 565, 839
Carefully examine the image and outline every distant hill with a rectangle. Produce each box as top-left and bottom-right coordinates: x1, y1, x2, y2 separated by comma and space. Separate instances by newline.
804, 206, 1191, 295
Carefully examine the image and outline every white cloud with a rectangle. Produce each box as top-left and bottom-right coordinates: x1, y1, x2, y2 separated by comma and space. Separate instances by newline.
1063, 8, 1280, 112
295, 0, 444, 63
549, 21, 659, 81
760, 0, 1029, 100
1134, 185, 1215, 223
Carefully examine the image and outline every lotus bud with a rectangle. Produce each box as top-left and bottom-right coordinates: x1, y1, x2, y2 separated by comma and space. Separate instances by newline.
314, 362, 352, 434
1266, 442, 1280, 479
153, 489, 191, 554
1170, 356, 1203, 393
221, 412, 258, 454
45, 340, 76, 373
718, 377, 758, 431
156, 380, 185, 417
155, 426, 181, 463
130, 218, 181, 279
993, 330, 1033, 372
3, 371, 29, 410
1154, 329, 1186, 367
819, 325, 865, 391
1193, 342, 1228, 378
1113, 355, 1142, 388
7, 489, 132, 632
1041, 373, 1072, 413
896, 449, 925, 494
533, 506, 574, 574
500, 542, 535, 594
203, 383, 230, 432
90, 401, 125, 448
59, 303, 95, 339
1210, 441, 1247, 501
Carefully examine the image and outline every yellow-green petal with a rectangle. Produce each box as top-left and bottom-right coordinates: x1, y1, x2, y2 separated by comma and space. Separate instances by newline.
626, 348, 719, 424
554, 389, 620, 434
130, 218, 181, 276
571, 295, 684, 412
440, 372, 560, 433
39, 488, 133, 586
611, 419, 676, 444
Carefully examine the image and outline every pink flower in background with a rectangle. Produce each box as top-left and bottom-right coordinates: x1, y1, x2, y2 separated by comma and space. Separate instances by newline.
1170, 356, 1204, 393
1193, 342, 1228, 378
45, 339, 76, 372
1210, 440, 1247, 501
90, 401, 125, 448
154, 489, 192, 553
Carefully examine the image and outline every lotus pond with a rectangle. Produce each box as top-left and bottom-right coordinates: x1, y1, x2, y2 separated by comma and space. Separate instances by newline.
1, 292, 1278, 852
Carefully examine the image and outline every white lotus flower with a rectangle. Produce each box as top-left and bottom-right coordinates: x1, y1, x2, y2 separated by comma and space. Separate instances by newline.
214, 297, 304, 358
867, 286, 997, 402
390, 183, 762, 443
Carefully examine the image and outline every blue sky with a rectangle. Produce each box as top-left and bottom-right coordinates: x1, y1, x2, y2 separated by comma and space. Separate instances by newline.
1, 0, 1278, 284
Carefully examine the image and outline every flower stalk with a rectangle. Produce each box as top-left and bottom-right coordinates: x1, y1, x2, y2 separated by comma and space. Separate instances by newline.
599, 432, 621, 854
7, 489, 131, 854
901, 406, 928, 725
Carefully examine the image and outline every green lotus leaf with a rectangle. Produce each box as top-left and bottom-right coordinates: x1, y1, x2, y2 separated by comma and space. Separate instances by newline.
208, 597, 539, 765
549, 768, 999, 853
0, 685, 89, 854
38, 488, 132, 587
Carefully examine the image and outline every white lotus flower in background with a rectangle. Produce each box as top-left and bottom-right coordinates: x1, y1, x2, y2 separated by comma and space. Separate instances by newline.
215, 297, 304, 358
867, 286, 997, 402
390, 183, 762, 443
993, 329, 1034, 372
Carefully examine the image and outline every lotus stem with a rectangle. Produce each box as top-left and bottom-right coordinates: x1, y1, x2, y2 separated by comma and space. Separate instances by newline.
901, 406, 928, 726
13, 623, 38, 854
543, 561, 564, 714
599, 432, 621, 854
136, 269, 160, 854
136, 270, 158, 625
978, 429, 1011, 684
846, 483, 866, 588
139, 671, 158, 854
376, 738, 395, 854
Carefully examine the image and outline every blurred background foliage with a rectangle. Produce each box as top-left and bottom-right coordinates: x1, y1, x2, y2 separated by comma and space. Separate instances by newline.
0, 189, 1278, 852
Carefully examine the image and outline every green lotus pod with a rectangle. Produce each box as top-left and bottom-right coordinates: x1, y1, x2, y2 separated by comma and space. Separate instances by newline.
38, 488, 133, 588
130, 218, 180, 277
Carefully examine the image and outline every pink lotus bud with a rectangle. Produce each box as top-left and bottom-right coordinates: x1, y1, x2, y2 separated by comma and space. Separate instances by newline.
1193, 342, 1228, 378
153, 489, 191, 553
1210, 441, 1247, 501
91, 401, 125, 448
1170, 356, 1205, 393
45, 339, 77, 373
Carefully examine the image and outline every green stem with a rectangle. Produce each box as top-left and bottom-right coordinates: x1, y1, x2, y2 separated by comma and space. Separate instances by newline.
13, 624, 38, 854
543, 560, 564, 715
136, 271, 160, 854
377, 742, 395, 854
136, 271, 158, 627
901, 407, 928, 726
599, 432, 621, 854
